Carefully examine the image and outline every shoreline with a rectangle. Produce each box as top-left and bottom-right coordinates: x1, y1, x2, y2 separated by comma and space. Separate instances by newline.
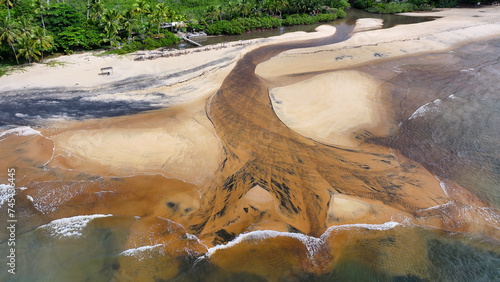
256, 7, 500, 79
255, 7, 500, 148
0, 25, 338, 93
0, 7, 498, 206
1, 8, 499, 280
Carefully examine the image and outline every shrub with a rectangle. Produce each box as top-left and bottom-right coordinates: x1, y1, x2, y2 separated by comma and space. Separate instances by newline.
283, 13, 337, 26
104, 31, 180, 55
57, 26, 102, 51
435, 0, 458, 7
205, 16, 282, 35
366, 2, 417, 13
330, 0, 351, 9
353, 0, 376, 9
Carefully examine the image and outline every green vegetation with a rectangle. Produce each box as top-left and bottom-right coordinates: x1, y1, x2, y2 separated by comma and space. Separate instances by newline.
1, 0, 351, 70
434, 0, 458, 7
354, 0, 498, 13
0, 0, 182, 66
352, 0, 433, 13
44, 60, 66, 67
191, 0, 350, 35
1, 0, 497, 70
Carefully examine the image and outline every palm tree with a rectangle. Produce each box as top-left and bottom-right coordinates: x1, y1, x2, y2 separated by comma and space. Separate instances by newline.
157, 3, 170, 22
166, 8, 178, 32
132, 0, 150, 24
264, 0, 276, 16
216, 5, 223, 21
0, 18, 20, 64
86, 0, 91, 19
18, 17, 34, 38
33, 0, 47, 34
32, 27, 53, 61
89, 0, 104, 23
275, 0, 289, 17
205, 5, 218, 24
150, 3, 169, 35
121, 9, 137, 43
238, 0, 253, 18
142, 20, 155, 36
254, 0, 266, 14
16, 35, 40, 64
0, 0, 13, 20
100, 9, 122, 46
226, 1, 238, 20
150, 10, 160, 35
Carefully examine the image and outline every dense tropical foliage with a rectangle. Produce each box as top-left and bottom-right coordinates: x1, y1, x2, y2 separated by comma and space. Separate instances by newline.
0, 0, 183, 65
2, 0, 489, 66
0, 0, 353, 65
353, 0, 497, 13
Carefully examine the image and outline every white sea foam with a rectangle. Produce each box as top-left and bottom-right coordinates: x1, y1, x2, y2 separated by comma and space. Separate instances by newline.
205, 222, 400, 259
38, 214, 112, 238
419, 201, 452, 212
435, 177, 451, 198
0, 184, 28, 208
460, 68, 475, 73
120, 244, 165, 260
477, 207, 500, 227
419, 177, 453, 211
0, 184, 15, 208
323, 221, 399, 234
0, 126, 41, 139
408, 99, 442, 120
205, 230, 322, 259
30, 180, 87, 214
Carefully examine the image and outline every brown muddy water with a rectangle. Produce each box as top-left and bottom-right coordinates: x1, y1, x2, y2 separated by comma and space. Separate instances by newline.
1, 13, 500, 282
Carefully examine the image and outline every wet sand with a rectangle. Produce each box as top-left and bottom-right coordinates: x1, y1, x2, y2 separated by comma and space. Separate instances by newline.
1, 7, 500, 281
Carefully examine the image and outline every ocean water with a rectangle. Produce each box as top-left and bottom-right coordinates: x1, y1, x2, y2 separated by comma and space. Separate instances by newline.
1, 216, 499, 281
1, 12, 500, 282
373, 38, 500, 207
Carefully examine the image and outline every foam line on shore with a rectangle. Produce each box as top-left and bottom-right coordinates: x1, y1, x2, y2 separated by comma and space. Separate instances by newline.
205, 222, 400, 258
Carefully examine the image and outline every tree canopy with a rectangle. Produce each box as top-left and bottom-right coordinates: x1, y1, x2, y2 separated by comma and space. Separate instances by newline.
0, 0, 354, 66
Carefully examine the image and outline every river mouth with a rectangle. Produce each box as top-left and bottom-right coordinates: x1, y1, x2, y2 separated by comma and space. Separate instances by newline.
179, 9, 437, 48
0, 10, 435, 127
1, 9, 500, 282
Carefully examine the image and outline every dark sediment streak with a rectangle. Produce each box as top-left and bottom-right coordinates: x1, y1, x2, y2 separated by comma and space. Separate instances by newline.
189, 23, 448, 243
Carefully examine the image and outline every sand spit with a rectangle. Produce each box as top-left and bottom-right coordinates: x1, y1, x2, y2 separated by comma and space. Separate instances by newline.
256, 7, 500, 79
352, 18, 384, 33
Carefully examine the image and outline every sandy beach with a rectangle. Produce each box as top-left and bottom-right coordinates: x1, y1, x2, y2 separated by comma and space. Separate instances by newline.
1, 7, 500, 281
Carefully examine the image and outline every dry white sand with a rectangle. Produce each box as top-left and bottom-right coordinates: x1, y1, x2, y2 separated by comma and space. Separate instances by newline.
0, 25, 337, 94
352, 18, 384, 33
52, 102, 224, 186
269, 70, 392, 147
256, 7, 500, 78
